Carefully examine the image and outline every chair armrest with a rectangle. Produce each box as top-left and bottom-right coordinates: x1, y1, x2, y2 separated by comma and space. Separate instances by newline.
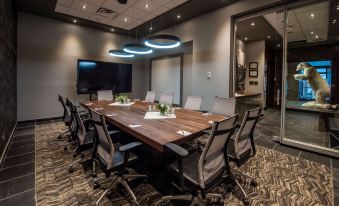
164, 143, 188, 158
119, 142, 143, 152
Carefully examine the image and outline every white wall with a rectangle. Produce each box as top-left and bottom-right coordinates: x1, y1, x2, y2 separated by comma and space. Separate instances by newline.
245, 40, 265, 96
142, 0, 280, 111
17, 13, 146, 121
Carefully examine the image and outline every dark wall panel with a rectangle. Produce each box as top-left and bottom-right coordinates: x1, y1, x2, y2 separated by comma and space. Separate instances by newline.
0, 0, 17, 160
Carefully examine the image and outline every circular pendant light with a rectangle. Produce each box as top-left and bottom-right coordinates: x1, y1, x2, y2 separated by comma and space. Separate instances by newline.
123, 44, 153, 54
109, 50, 135, 58
145, 34, 181, 49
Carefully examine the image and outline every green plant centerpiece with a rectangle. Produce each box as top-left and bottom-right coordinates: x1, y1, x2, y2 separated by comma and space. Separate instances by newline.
157, 104, 170, 116
116, 95, 128, 104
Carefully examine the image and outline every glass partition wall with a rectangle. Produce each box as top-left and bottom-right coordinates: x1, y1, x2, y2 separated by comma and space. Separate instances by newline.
233, 0, 339, 157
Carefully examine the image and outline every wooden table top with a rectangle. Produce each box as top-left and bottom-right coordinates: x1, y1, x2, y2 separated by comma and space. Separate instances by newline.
80, 100, 225, 152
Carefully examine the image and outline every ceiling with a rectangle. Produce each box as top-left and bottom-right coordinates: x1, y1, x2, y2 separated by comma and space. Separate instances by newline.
15, 0, 239, 37
55, 0, 189, 30
264, 1, 330, 43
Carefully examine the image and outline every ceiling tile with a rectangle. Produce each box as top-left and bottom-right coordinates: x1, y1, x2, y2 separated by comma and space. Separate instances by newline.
55, 4, 69, 13
71, 0, 99, 13
67, 7, 92, 19
57, 0, 73, 7
90, 14, 112, 24
124, 6, 146, 19
83, 0, 105, 6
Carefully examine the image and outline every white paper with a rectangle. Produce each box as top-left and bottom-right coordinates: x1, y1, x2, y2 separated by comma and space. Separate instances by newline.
176, 130, 192, 136
144, 112, 176, 119
109, 102, 135, 106
129, 124, 142, 128
202, 113, 212, 116
85, 102, 93, 106
106, 113, 117, 117
94, 107, 103, 110
208, 120, 214, 124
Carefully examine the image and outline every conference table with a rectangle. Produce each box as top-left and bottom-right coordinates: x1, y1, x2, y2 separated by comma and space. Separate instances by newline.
80, 100, 225, 152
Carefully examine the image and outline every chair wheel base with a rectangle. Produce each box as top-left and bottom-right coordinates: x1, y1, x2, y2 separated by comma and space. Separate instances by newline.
92, 172, 97, 178
93, 182, 100, 189
57, 135, 62, 139
243, 198, 250, 206
250, 180, 258, 187
64, 146, 68, 151
68, 168, 74, 173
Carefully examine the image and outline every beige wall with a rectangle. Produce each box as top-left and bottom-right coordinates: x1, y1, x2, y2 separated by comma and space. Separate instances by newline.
17, 13, 146, 121
142, 0, 280, 111
245, 40, 265, 96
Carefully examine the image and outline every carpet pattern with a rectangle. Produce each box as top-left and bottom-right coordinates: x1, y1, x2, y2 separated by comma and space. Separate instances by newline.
35, 122, 333, 206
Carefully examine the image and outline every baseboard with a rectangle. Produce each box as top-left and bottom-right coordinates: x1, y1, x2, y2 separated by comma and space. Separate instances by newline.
17, 116, 63, 124
0, 122, 17, 168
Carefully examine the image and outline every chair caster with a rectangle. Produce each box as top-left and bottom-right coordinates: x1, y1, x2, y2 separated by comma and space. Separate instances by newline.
250, 180, 258, 187
92, 172, 97, 178
73, 153, 78, 158
57, 135, 62, 139
64, 146, 68, 151
93, 182, 100, 189
68, 167, 74, 173
243, 198, 250, 206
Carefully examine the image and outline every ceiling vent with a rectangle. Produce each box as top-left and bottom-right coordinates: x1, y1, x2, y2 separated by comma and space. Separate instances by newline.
96, 7, 117, 18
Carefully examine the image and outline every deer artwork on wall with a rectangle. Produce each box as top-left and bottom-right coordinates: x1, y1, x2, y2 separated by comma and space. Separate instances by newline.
236, 63, 246, 93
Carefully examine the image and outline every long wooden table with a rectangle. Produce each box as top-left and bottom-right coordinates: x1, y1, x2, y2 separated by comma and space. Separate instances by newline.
80, 100, 225, 152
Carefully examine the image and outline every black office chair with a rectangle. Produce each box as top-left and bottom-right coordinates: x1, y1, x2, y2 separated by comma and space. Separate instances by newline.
67, 103, 97, 173
89, 109, 147, 206
57, 95, 72, 139
153, 114, 239, 206
226, 107, 263, 205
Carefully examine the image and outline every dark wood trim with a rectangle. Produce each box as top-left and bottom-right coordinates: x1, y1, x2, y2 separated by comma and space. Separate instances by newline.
17, 116, 63, 124
149, 53, 184, 106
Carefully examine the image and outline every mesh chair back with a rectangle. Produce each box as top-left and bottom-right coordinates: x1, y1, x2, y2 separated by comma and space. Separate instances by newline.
184, 96, 202, 110
58, 95, 71, 125
66, 99, 77, 137
90, 109, 115, 169
233, 107, 262, 159
145, 91, 156, 103
211, 97, 236, 117
159, 92, 174, 105
198, 114, 238, 188
97, 90, 113, 101
73, 105, 87, 145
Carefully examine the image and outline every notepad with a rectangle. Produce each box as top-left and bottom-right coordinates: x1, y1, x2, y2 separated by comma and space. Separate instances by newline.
106, 113, 117, 117
129, 124, 142, 128
176, 130, 192, 136
202, 113, 212, 116
94, 107, 103, 111
85, 102, 93, 106
109, 102, 135, 106
208, 120, 214, 124
144, 112, 176, 119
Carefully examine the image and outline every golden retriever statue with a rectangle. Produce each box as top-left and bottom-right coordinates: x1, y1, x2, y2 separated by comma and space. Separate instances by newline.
294, 62, 334, 109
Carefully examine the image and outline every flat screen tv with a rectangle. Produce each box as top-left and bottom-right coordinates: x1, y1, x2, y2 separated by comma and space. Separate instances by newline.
77, 59, 132, 94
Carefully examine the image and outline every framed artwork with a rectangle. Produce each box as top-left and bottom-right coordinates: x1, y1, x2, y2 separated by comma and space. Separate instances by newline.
249, 62, 258, 69
249, 69, 258, 78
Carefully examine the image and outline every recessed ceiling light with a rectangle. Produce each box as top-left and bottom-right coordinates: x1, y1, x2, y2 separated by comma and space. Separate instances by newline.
82, 5, 87, 9
250, 22, 255, 26
145, 4, 149, 8
333, 19, 337, 24
310, 31, 314, 34
73, 19, 77, 23
177, 15, 181, 19
150, 27, 153, 30
124, 18, 128, 22
111, 28, 114, 32
244, 37, 248, 41
315, 35, 319, 39
267, 35, 271, 39
277, 44, 281, 47
310, 13, 315, 18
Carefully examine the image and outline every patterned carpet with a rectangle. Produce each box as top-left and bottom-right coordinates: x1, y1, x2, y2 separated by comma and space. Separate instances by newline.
35, 122, 333, 206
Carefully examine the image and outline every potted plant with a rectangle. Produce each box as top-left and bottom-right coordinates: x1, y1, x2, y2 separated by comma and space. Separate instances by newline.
116, 95, 128, 104
157, 104, 170, 116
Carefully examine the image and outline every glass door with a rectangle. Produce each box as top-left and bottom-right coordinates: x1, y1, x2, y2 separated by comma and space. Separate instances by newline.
282, 0, 339, 157
233, 8, 284, 143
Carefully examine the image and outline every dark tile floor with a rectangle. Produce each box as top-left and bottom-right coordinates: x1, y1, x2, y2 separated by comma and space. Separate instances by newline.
0, 122, 36, 206
1, 117, 339, 205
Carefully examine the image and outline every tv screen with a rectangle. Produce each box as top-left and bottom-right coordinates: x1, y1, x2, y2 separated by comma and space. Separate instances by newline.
77, 60, 132, 94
